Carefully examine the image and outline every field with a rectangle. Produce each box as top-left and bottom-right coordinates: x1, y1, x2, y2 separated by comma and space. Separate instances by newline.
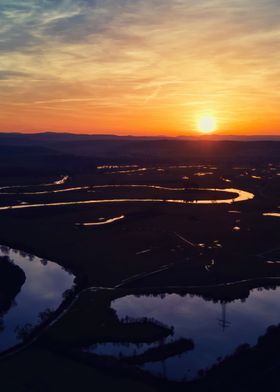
0, 137, 280, 391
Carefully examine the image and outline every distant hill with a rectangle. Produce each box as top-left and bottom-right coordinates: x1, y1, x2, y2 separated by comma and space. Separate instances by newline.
0, 131, 279, 143
0, 132, 279, 176
177, 134, 280, 141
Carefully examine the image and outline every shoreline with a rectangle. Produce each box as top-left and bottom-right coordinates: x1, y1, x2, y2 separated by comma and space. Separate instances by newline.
1, 242, 280, 361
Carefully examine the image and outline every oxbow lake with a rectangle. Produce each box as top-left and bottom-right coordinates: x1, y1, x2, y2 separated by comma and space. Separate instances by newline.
89, 288, 280, 380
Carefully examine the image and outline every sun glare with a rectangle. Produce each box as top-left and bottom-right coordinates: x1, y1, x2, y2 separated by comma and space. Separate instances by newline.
197, 115, 217, 134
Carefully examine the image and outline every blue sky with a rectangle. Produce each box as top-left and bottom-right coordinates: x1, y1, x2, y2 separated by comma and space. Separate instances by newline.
0, 0, 279, 134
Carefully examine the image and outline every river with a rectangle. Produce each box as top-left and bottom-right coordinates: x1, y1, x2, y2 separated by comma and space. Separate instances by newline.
0, 246, 74, 353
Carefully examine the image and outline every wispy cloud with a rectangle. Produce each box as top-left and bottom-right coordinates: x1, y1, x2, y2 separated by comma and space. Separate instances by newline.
0, 0, 279, 133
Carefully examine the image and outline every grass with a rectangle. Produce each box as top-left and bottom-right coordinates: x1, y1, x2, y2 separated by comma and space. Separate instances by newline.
45, 290, 173, 347
0, 347, 156, 392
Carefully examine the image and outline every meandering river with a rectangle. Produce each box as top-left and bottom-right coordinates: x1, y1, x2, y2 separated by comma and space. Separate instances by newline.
0, 185, 254, 211
0, 176, 262, 369
0, 246, 74, 353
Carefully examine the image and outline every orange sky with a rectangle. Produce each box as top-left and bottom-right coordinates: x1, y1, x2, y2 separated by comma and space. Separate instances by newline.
0, 0, 279, 136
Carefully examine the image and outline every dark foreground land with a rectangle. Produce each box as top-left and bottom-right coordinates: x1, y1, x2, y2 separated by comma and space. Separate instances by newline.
0, 134, 279, 391
0, 256, 26, 331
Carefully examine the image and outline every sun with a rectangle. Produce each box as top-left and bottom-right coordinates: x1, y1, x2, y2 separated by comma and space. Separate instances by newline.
197, 115, 217, 134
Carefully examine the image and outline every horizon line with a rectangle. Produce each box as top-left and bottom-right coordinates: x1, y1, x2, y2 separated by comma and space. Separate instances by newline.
0, 130, 280, 140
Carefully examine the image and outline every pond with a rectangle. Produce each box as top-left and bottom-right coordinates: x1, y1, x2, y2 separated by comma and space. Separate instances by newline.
0, 246, 74, 353
89, 287, 280, 381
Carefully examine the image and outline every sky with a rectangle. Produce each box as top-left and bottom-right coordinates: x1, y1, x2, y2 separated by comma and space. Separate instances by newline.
0, 0, 280, 135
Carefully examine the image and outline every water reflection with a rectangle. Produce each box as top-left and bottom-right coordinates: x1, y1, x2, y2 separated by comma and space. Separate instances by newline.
76, 215, 125, 227
0, 247, 74, 353
194, 172, 214, 176
263, 213, 280, 218
0, 186, 89, 196
0, 175, 69, 191
0, 186, 254, 211
90, 288, 280, 381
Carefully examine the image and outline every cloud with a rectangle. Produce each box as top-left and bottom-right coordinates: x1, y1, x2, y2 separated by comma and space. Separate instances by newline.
0, 0, 280, 133
0, 70, 29, 80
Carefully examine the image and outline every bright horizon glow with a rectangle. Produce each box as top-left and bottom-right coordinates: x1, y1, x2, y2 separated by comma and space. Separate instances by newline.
0, 1, 280, 136
197, 115, 217, 134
